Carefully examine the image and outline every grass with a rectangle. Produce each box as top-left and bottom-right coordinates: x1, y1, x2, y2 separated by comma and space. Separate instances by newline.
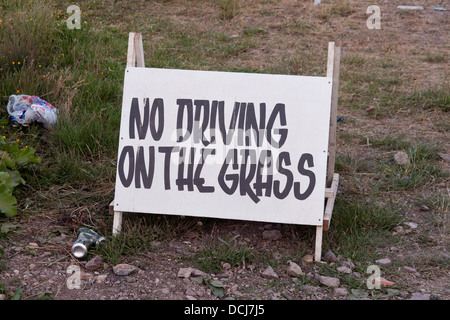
0, 1, 448, 296
192, 235, 254, 273
376, 143, 447, 191
324, 197, 402, 262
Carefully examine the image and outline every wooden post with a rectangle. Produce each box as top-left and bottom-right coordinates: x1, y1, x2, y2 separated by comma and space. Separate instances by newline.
315, 41, 341, 262
113, 32, 145, 236
326, 41, 341, 187
315, 226, 323, 262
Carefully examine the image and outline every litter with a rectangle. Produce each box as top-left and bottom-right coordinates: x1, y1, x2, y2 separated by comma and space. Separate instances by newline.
6, 94, 58, 129
71, 228, 106, 259
433, 6, 448, 11
397, 6, 424, 10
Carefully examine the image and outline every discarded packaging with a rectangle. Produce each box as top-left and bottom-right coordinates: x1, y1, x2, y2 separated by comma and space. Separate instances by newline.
397, 5, 424, 10
7, 95, 58, 129
71, 228, 105, 259
433, 6, 448, 11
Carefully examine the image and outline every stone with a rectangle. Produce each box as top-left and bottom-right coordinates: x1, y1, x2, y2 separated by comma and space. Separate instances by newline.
222, 262, 231, 270
85, 255, 103, 271
337, 266, 352, 274
333, 287, 348, 297
404, 222, 418, 230
319, 276, 340, 288
302, 285, 320, 294
394, 151, 409, 165
323, 250, 337, 263
28, 242, 39, 249
410, 292, 430, 300
113, 264, 137, 276
375, 258, 392, 266
96, 274, 108, 284
437, 152, 450, 163
403, 266, 417, 273
286, 261, 303, 277
393, 226, 405, 235
185, 287, 197, 296
301, 254, 314, 263
261, 266, 279, 279
262, 230, 282, 241
177, 267, 194, 278
339, 260, 355, 270
380, 277, 395, 286
191, 268, 208, 278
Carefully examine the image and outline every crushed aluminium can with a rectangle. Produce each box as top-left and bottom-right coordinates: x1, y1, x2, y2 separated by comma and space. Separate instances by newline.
71, 228, 105, 259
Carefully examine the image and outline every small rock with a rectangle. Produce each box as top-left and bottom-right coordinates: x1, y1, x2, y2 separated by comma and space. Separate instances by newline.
113, 264, 137, 276
420, 205, 430, 212
394, 151, 409, 165
96, 274, 108, 284
375, 258, 392, 267
319, 276, 340, 288
404, 222, 418, 230
85, 256, 103, 271
262, 230, 282, 241
389, 246, 399, 252
352, 272, 362, 278
178, 267, 194, 278
191, 268, 208, 278
301, 254, 314, 263
185, 287, 197, 296
302, 285, 320, 294
437, 152, 450, 163
28, 242, 39, 249
222, 262, 231, 270
286, 261, 303, 277
337, 266, 352, 274
80, 271, 94, 281
339, 260, 355, 270
323, 250, 337, 263
261, 266, 279, 279
403, 266, 417, 273
393, 226, 405, 235
0, 294, 5, 300
333, 287, 348, 297
380, 277, 395, 286
410, 292, 430, 300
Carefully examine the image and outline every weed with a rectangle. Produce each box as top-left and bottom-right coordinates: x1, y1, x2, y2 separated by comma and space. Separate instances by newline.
96, 213, 201, 264
193, 235, 254, 273
324, 198, 402, 262
377, 143, 446, 191
216, 0, 239, 20
405, 88, 449, 112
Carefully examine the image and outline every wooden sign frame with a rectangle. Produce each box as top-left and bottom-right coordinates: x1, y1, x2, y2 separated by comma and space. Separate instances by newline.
110, 32, 341, 262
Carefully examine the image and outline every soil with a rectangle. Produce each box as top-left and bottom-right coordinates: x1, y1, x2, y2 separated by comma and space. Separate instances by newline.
0, 0, 449, 302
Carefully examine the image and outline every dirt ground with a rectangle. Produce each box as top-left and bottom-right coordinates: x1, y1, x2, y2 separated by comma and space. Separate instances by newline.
0, 0, 448, 302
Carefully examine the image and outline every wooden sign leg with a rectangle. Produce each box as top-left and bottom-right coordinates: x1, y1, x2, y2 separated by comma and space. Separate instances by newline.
113, 211, 123, 236
315, 41, 341, 262
112, 32, 145, 236
315, 226, 323, 262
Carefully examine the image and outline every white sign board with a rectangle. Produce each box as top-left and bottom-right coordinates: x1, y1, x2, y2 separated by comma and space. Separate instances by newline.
114, 67, 332, 226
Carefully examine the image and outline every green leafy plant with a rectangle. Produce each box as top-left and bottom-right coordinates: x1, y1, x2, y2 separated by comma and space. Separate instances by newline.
0, 136, 41, 217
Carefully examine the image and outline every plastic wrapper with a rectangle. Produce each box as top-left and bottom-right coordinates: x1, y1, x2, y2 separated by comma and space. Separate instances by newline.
7, 94, 58, 129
